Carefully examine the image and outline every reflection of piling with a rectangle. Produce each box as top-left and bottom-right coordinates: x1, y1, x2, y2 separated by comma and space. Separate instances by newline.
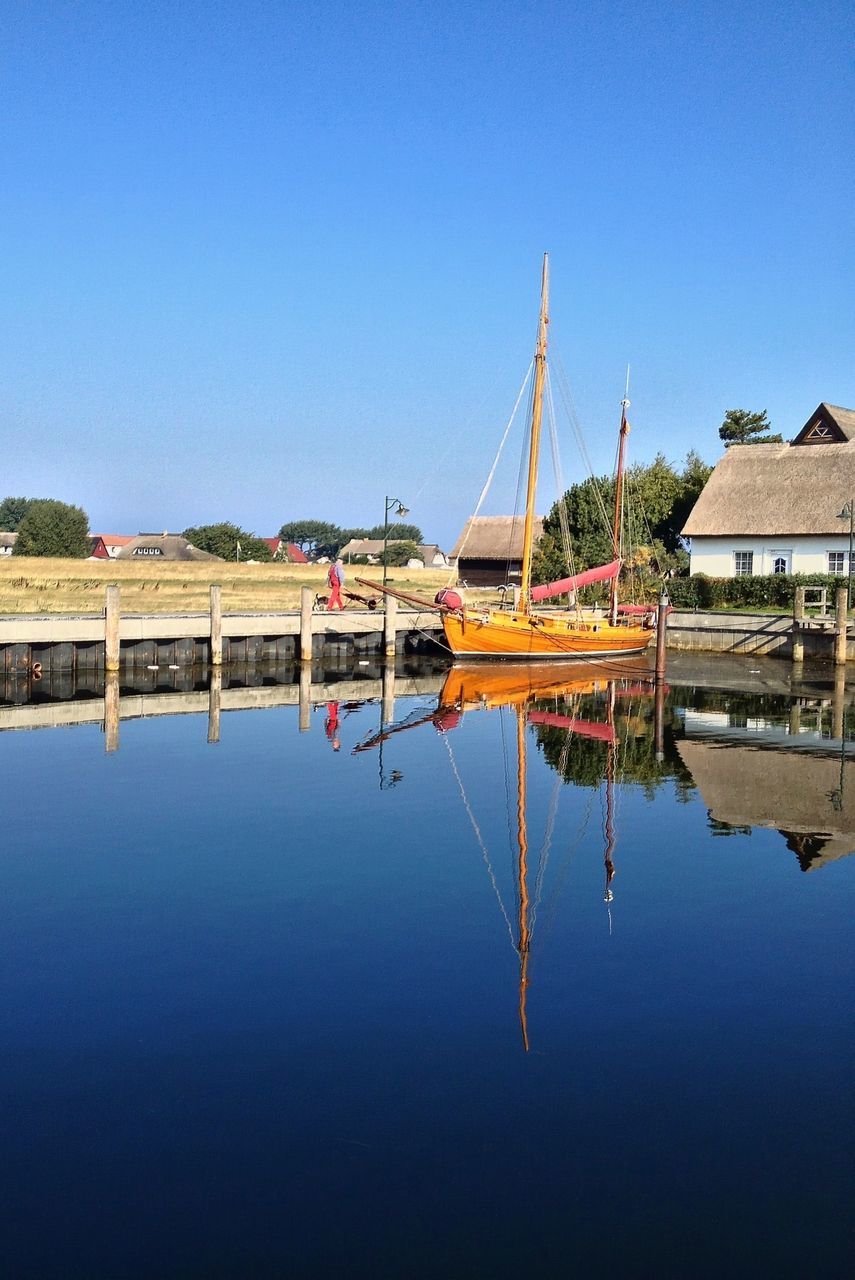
654, 677, 666, 762
789, 700, 802, 737
384, 595, 398, 657
834, 587, 849, 666
655, 590, 669, 681
104, 669, 120, 753
300, 587, 313, 662
105, 585, 121, 672
833, 665, 846, 741
382, 661, 396, 727
792, 586, 805, 664
207, 666, 222, 744
210, 585, 223, 666
298, 661, 311, 731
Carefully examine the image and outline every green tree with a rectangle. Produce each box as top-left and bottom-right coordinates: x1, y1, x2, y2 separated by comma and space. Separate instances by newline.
183, 523, 272, 561
670, 450, 713, 538
532, 452, 713, 588
365, 522, 423, 543
0, 496, 33, 531
382, 539, 420, 566
719, 408, 783, 446
278, 520, 344, 558
14, 500, 90, 558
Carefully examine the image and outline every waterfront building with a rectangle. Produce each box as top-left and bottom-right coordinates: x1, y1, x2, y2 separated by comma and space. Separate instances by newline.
683, 403, 855, 577
449, 515, 544, 587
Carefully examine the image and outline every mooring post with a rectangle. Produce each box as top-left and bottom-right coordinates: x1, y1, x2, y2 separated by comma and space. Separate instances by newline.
655, 589, 669, 681
792, 585, 805, 663
207, 666, 222, 744
384, 594, 398, 658
300, 587, 313, 662
105, 584, 121, 672
210, 585, 223, 666
382, 660, 396, 727
298, 660, 311, 731
834, 586, 848, 666
104, 669, 120, 753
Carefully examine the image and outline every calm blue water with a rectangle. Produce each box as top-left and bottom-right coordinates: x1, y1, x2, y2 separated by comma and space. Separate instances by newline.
1, 665, 852, 1278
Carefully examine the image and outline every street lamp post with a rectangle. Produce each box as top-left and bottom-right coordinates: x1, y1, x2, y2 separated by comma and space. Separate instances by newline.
838, 501, 854, 611
382, 495, 410, 587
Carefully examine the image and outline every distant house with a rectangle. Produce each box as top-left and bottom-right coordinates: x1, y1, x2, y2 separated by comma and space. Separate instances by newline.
262, 538, 309, 563
0, 532, 17, 556
683, 403, 855, 577
115, 534, 221, 561
90, 534, 136, 559
338, 539, 449, 568
449, 516, 544, 586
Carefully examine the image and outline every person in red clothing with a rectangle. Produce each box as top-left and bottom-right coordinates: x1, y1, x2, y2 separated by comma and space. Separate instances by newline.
326, 558, 345, 610
324, 701, 341, 751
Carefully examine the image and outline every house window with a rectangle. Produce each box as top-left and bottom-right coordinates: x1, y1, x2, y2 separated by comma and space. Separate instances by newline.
773, 557, 788, 575
133, 546, 163, 557
827, 552, 852, 575
734, 551, 753, 577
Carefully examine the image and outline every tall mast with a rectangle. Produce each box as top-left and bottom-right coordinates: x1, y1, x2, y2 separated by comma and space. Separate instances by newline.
516, 705, 531, 1053
609, 367, 630, 625
518, 254, 550, 610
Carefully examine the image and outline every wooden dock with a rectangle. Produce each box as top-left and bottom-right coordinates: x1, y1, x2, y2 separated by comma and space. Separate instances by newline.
0, 585, 444, 673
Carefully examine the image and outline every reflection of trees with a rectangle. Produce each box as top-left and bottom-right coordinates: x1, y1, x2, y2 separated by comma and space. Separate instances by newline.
533, 691, 696, 798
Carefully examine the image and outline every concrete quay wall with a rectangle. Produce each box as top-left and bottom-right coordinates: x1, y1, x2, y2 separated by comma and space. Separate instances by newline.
666, 610, 855, 661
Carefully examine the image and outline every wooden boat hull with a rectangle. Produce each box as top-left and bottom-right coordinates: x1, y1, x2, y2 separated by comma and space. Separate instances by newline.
442, 608, 654, 659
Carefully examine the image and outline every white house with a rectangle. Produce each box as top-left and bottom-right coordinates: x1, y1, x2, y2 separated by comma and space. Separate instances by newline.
683, 403, 855, 577
338, 538, 449, 568
0, 532, 17, 556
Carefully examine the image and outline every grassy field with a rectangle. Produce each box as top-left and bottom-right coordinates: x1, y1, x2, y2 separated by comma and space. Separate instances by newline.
0, 558, 454, 614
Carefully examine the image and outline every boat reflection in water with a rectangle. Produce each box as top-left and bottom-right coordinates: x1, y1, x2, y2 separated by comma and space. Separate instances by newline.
355, 659, 658, 1050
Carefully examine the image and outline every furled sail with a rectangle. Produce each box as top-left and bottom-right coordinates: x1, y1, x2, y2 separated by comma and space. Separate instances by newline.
530, 558, 620, 603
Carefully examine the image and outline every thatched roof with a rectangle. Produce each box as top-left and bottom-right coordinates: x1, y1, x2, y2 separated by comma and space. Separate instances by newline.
683, 442, 855, 537
115, 535, 221, 561
0, 531, 18, 550
450, 516, 545, 562
677, 740, 855, 871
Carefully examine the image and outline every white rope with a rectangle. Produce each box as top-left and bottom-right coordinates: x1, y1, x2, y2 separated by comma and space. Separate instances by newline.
442, 734, 516, 950
449, 361, 534, 581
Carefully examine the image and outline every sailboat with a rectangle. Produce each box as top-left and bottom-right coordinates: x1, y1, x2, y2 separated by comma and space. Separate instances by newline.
441, 254, 654, 659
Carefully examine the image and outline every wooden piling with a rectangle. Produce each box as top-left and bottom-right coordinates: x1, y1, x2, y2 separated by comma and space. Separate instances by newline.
834, 587, 848, 666
384, 594, 398, 657
104, 669, 120, 753
207, 666, 222, 744
300, 587, 313, 662
298, 661, 311, 731
792, 586, 805, 663
655, 590, 669, 681
210, 585, 223, 666
105, 584, 120, 672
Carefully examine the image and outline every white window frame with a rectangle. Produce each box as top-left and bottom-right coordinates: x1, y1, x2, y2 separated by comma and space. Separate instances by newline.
734, 551, 754, 577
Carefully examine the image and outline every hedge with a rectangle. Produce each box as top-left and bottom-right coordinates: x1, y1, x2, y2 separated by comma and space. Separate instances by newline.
663, 573, 849, 611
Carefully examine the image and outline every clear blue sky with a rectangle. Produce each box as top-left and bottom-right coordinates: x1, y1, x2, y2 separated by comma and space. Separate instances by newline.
1, 0, 852, 547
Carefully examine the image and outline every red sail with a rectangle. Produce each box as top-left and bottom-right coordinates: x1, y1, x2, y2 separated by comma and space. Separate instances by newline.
530, 558, 621, 603
527, 711, 615, 742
